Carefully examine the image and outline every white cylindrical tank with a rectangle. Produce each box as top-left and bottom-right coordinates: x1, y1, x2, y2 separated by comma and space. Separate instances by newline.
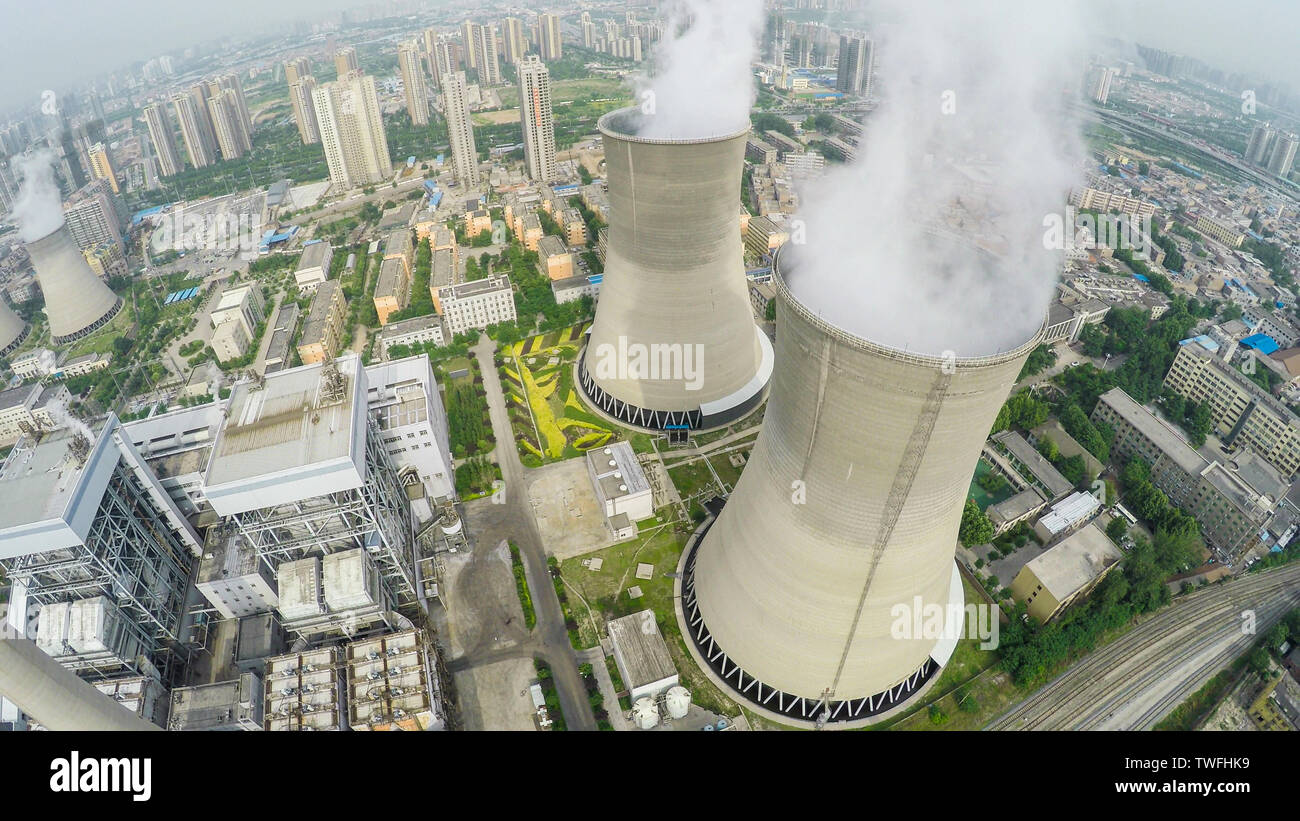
25, 222, 123, 344
579, 107, 771, 431
665, 685, 691, 720
684, 246, 1041, 726
632, 696, 659, 729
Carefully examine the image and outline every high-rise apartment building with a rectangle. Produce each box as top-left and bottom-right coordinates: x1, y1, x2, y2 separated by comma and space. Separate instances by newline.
1246, 123, 1276, 165
836, 34, 874, 97
441, 71, 480, 188
518, 56, 559, 182
284, 56, 312, 85
460, 22, 478, 69
143, 102, 182, 177
334, 47, 359, 79
207, 92, 247, 160
289, 76, 321, 144
581, 12, 596, 49
214, 74, 252, 137
472, 23, 501, 85
397, 41, 430, 126
86, 143, 118, 194
1266, 132, 1298, 178
312, 74, 394, 190
171, 93, 215, 169
1089, 65, 1117, 104
187, 83, 220, 158
501, 17, 527, 64
538, 13, 563, 61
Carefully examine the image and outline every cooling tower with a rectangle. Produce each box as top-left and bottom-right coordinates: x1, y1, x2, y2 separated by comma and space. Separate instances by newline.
0, 298, 29, 358
25, 222, 123, 344
681, 247, 1042, 726
578, 108, 771, 430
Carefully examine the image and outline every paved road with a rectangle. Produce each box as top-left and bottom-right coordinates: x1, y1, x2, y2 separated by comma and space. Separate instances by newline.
454, 335, 595, 730
987, 563, 1300, 730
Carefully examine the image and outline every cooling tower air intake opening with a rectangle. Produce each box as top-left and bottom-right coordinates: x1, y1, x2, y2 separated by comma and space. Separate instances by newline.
676, 515, 963, 727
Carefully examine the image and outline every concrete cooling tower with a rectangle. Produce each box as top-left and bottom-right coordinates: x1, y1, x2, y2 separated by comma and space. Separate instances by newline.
25, 222, 123, 344
0, 298, 29, 357
680, 246, 1042, 727
578, 108, 772, 430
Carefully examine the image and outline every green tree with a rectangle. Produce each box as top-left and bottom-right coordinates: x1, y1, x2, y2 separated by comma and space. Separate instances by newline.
959, 499, 995, 547
1036, 435, 1059, 463
1106, 516, 1128, 545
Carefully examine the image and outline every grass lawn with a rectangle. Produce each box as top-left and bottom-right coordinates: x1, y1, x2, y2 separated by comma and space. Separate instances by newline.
666, 458, 721, 500
557, 525, 740, 718
63, 302, 135, 359
862, 578, 1022, 731
495, 78, 626, 110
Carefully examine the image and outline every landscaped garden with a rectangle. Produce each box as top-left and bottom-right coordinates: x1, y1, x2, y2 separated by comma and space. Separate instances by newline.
496, 323, 618, 466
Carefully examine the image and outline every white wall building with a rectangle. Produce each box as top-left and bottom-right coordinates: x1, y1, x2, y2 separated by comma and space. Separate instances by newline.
365, 355, 454, 503
437, 275, 516, 336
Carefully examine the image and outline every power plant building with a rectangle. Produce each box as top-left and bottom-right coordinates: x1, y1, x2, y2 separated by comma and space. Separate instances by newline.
0, 415, 202, 680
579, 108, 772, 430
201, 355, 420, 637
680, 249, 1040, 726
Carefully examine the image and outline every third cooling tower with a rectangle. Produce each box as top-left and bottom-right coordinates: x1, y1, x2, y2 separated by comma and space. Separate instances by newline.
681, 246, 1042, 727
578, 108, 771, 430
0, 298, 29, 358
25, 222, 123, 344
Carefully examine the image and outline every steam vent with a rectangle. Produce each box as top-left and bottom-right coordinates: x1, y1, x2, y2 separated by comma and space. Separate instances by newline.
681, 247, 1043, 727
578, 108, 772, 431
25, 222, 123, 344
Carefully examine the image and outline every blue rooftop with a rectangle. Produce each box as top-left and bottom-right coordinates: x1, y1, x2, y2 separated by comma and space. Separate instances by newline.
1240, 333, 1280, 355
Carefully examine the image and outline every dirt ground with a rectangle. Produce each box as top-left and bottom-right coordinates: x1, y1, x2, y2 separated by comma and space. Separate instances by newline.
526, 460, 618, 560
453, 658, 541, 731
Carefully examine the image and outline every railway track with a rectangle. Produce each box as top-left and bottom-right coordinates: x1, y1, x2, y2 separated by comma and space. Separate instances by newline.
986, 564, 1300, 730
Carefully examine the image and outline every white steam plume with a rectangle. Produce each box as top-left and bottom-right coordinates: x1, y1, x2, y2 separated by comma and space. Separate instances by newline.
631, 0, 764, 139
11, 150, 66, 243
783, 0, 1086, 357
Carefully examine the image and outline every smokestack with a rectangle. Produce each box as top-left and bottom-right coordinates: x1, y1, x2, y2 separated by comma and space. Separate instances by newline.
681, 247, 1042, 726
0, 298, 30, 357
25, 222, 123, 344
578, 108, 771, 430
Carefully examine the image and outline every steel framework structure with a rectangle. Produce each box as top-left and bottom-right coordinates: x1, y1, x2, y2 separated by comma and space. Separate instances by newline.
224, 418, 418, 610
0, 459, 195, 674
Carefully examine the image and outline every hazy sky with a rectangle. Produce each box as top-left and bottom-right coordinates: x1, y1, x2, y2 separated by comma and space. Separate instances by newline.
0, 0, 363, 113
0, 0, 1295, 116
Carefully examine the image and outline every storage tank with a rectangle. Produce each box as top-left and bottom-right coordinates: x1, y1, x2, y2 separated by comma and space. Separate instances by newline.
683, 245, 1042, 726
578, 107, 772, 431
24, 221, 123, 344
632, 696, 660, 729
0, 298, 29, 358
665, 685, 691, 720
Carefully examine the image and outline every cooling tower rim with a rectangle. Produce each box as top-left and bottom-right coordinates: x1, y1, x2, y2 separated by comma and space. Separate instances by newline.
24, 220, 71, 246
771, 245, 1046, 369
598, 107, 750, 146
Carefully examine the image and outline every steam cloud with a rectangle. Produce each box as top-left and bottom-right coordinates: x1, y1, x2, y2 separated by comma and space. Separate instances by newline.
783, 0, 1086, 357
632, 0, 763, 139
11, 150, 66, 243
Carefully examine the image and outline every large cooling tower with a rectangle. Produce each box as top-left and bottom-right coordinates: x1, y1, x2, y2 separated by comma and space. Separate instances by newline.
578, 108, 771, 430
681, 248, 1042, 726
25, 222, 123, 344
0, 298, 29, 358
